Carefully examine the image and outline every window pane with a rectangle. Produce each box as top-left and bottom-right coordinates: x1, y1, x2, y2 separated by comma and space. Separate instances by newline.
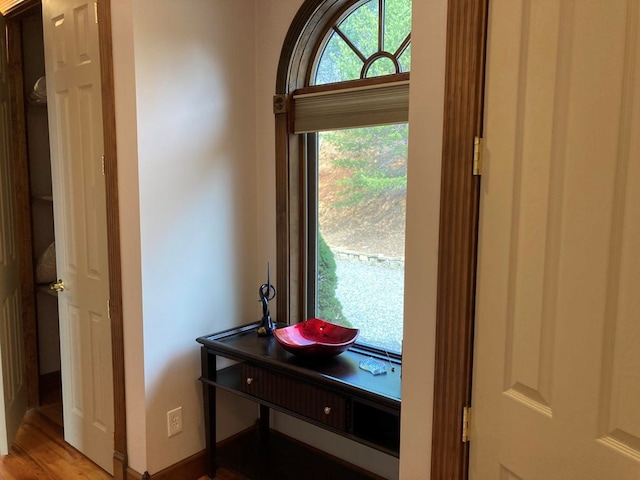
398, 42, 411, 73
365, 56, 397, 77
339, 0, 379, 59
384, 0, 412, 53
315, 31, 364, 85
316, 125, 407, 354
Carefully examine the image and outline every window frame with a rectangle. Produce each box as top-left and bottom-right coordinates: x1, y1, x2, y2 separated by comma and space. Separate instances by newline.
274, 0, 410, 354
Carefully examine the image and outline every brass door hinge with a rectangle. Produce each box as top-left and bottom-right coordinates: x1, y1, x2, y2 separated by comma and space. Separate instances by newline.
473, 136, 484, 176
462, 406, 471, 443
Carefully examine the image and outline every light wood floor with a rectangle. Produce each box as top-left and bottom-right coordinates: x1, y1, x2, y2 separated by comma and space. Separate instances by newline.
0, 407, 112, 479
0, 407, 243, 480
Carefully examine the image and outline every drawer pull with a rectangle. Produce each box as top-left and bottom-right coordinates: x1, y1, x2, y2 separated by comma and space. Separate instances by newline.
246, 377, 254, 385
324, 406, 331, 415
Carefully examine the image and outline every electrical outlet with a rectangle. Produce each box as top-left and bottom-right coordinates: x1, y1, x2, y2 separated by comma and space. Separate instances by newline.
167, 407, 183, 437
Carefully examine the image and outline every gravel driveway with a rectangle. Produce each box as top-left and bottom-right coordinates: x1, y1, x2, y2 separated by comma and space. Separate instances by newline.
334, 258, 404, 354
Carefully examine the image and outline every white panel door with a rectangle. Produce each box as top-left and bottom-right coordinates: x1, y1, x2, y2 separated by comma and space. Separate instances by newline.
0, 13, 28, 456
470, 0, 640, 479
41, 0, 113, 473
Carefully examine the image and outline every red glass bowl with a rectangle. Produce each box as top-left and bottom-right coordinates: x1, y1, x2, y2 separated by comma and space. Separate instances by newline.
274, 318, 359, 357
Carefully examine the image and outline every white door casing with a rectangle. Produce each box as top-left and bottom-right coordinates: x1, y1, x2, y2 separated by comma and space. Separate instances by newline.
42, 0, 113, 473
0, 13, 28, 456
470, 0, 640, 479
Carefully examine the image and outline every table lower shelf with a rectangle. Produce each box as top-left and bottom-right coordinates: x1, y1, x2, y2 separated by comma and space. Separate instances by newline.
203, 362, 400, 456
216, 426, 387, 480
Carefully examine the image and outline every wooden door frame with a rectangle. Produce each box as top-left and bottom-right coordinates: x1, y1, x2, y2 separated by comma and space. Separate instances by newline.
96, 1, 127, 477
5, 2, 40, 410
5, 1, 127, 477
275, 0, 489, 478
430, 0, 489, 478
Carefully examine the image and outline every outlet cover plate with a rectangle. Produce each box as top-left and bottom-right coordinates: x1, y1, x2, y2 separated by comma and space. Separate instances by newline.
167, 406, 183, 437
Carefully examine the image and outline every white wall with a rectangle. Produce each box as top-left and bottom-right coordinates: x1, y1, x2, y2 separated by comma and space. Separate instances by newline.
110, 0, 147, 468
399, 1, 447, 479
112, 0, 259, 474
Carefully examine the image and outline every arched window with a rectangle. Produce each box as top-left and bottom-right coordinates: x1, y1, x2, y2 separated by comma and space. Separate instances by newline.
312, 0, 411, 84
275, 0, 411, 355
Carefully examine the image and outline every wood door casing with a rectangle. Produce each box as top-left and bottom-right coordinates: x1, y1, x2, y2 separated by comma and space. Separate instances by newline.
0, 12, 28, 455
430, 0, 488, 477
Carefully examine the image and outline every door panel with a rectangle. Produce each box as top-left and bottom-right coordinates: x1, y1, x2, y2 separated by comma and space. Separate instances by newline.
42, 0, 113, 473
470, 0, 640, 478
0, 13, 28, 455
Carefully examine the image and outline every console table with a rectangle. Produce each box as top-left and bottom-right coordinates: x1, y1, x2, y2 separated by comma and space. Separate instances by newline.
197, 322, 401, 478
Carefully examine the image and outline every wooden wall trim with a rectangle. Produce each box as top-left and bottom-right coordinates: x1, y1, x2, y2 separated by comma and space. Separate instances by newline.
125, 466, 144, 480
6, 16, 40, 409
430, 0, 489, 479
123, 450, 210, 480
134, 450, 207, 480
96, 1, 128, 478
274, 111, 291, 324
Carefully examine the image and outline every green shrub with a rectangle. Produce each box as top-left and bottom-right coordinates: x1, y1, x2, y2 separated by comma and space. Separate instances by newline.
317, 233, 349, 326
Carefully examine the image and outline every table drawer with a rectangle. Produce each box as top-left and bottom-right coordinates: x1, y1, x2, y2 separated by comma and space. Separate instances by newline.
241, 363, 346, 430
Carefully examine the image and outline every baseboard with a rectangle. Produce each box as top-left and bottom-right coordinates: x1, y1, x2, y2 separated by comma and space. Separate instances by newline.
123, 425, 257, 480
131, 426, 256, 479
126, 450, 207, 480
113, 451, 128, 480
125, 423, 384, 480
126, 465, 144, 480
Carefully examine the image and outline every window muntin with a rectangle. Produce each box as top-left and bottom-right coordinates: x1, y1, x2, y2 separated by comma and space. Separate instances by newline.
312, 0, 411, 85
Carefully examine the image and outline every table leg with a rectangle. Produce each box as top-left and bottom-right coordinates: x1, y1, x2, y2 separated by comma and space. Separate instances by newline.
201, 348, 217, 478
259, 404, 270, 441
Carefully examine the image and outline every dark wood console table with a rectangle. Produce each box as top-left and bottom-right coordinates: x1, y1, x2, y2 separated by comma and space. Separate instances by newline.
197, 322, 401, 478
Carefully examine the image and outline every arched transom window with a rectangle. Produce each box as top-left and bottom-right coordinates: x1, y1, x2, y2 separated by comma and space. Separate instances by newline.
313, 0, 411, 84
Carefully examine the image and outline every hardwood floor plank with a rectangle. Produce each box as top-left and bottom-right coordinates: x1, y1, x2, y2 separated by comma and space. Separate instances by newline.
0, 407, 255, 480
0, 409, 111, 480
